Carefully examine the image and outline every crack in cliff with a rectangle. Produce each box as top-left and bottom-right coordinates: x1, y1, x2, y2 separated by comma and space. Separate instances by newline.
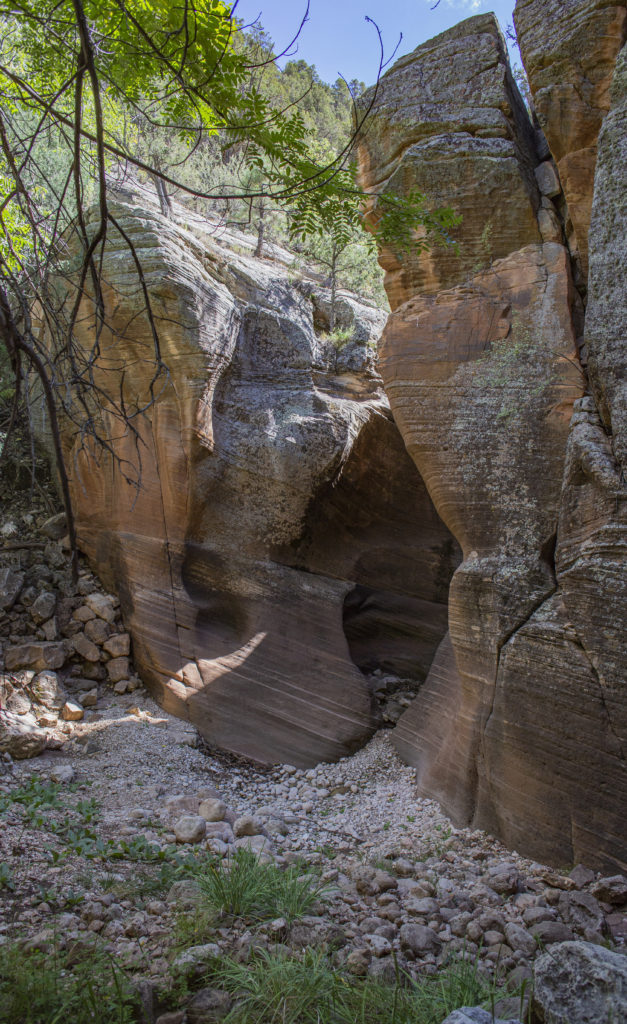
571, 632, 626, 762
479, 580, 558, 771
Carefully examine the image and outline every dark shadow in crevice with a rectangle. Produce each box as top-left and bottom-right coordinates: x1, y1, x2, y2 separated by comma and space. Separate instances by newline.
273, 408, 461, 724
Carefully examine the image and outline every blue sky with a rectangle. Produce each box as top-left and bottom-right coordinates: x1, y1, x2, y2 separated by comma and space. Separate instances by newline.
233, 0, 518, 85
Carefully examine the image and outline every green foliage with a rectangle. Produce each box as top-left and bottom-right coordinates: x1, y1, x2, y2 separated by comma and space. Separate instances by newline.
211, 947, 338, 1024
0, 942, 138, 1024
189, 847, 330, 922
0, 775, 66, 813
0, 1, 458, 283
0, 774, 194, 867
321, 327, 355, 349
203, 946, 515, 1024
0, 861, 14, 891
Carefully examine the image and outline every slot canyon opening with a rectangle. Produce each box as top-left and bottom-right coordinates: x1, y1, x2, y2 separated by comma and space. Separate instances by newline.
273, 409, 462, 729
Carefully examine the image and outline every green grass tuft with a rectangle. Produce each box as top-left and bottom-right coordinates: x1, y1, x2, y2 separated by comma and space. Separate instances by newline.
189, 848, 331, 923
0, 942, 137, 1024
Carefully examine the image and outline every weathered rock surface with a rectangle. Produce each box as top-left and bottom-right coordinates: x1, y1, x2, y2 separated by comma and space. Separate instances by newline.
515, 0, 627, 277
48, 192, 458, 766
585, 41, 627, 464
357, 11, 626, 870
0, 709, 47, 759
532, 940, 627, 1023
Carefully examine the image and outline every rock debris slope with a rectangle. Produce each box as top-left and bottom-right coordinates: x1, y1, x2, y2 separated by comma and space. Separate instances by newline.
357, 6, 626, 871
46, 195, 459, 768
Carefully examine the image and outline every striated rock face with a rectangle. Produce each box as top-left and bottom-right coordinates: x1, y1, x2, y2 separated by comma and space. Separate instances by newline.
514, 0, 627, 279
357, 11, 626, 869
51, 196, 458, 767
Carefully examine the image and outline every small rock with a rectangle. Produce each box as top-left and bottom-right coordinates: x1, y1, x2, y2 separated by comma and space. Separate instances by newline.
346, 949, 370, 976
186, 987, 232, 1023
165, 794, 199, 816
30, 591, 57, 625
558, 891, 606, 941
569, 864, 596, 889
529, 920, 574, 945
174, 815, 207, 844
73, 605, 96, 623
166, 879, 201, 909
440, 1010, 521, 1024
0, 567, 24, 610
72, 632, 101, 662
29, 671, 64, 709
504, 922, 536, 955
591, 875, 627, 906
107, 657, 130, 683
406, 897, 440, 918
486, 862, 520, 895
103, 633, 131, 658
40, 512, 67, 540
61, 700, 84, 722
173, 943, 221, 980
233, 814, 262, 838
233, 834, 273, 855
84, 592, 117, 623
84, 618, 110, 645
199, 798, 227, 822
399, 922, 441, 955
365, 933, 392, 957
534, 160, 561, 197
5, 642, 66, 672
50, 764, 75, 784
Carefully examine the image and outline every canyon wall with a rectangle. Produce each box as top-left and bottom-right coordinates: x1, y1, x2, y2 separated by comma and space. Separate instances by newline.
357, 6, 626, 870
50, 197, 459, 767
43, 0, 626, 871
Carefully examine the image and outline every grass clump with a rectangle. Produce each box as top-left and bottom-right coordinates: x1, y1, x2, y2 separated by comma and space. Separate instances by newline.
190, 848, 330, 923
203, 946, 518, 1024
209, 948, 339, 1024
0, 942, 137, 1024
320, 327, 354, 349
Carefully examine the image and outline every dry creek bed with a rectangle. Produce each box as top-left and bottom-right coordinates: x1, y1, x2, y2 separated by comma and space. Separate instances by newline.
2, 685, 627, 1007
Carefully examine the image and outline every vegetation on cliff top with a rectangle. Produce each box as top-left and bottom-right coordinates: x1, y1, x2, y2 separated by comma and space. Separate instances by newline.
0, 0, 458, 573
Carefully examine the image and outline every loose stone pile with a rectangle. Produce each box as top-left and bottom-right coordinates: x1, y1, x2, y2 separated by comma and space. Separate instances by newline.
1, 510, 142, 761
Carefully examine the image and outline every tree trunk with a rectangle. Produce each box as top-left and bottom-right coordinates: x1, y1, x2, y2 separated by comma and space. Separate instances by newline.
330, 246, 337, 332
255, 199, 265, 258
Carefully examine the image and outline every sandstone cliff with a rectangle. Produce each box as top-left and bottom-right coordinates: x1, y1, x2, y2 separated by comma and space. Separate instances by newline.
42, 0, 626, 873
49, 194, 459, 767
357, 7, 626, 870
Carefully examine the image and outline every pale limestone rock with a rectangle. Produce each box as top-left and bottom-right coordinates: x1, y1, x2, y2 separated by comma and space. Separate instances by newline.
533, 941, 627, 1024
199, 798, 226, 822
61, 700, 84, 721
174, 815, 207, 844
0, 711, 46, 759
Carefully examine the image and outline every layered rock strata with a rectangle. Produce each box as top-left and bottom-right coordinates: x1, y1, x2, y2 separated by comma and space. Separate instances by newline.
49, 196, 458, 767
514, 0, 627, 279
357, 11, 626, 870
